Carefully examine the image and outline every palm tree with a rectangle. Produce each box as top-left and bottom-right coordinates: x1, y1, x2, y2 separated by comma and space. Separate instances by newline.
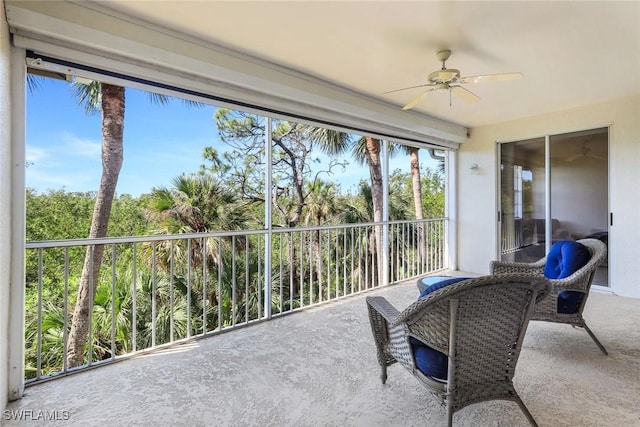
148, 174, 248, 276
66, 82, 125, 367
90, 265, 136, 357
403, 145, 426, 268
146, 174, 252, 331
303, 179, 339, 293
24, 301, 67, 379
338, 181, 379, 290
351, 137, 384, 286
303, 179, 339, 226
65, 81, 191, 367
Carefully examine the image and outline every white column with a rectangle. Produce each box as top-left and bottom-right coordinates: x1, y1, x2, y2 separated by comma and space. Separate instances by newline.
544, 135, 551, 254
0, 0, 12, 408
8, 44, 25, 403
0, 0, 24, 409
2, 0, 27, 406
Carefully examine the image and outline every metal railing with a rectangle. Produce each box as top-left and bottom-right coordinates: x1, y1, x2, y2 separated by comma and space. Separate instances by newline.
501, 214, 524, 255
24, 219, 447, 384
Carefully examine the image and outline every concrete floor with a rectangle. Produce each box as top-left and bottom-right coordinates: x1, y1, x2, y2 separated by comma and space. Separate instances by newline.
4, 275, 640, 427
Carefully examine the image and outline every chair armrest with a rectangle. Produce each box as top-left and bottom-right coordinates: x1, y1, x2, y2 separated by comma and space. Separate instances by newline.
490, 259, 545, 275
535, 278, 552, 302
366, 296, 400, 323
366, 296, 404, 368
547, 270, 593, 293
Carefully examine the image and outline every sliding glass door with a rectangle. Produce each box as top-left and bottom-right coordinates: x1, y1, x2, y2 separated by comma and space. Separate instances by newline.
499, 128, 609, 286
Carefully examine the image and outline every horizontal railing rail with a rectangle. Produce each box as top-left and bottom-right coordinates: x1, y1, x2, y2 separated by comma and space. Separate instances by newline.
24, 219, 447, 384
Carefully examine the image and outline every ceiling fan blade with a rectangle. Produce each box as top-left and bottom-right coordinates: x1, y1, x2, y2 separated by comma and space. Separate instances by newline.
402, 91, 430, 110
382, 83, 432, 94
565, 153, 581, 162
459, 72, 524, 84
451, 85, 481, 103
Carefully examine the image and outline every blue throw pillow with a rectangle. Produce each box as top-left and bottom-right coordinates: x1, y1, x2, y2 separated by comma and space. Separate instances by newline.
543, 241, 591, 314
418, 277, 468, 299
544, 241, 591, 279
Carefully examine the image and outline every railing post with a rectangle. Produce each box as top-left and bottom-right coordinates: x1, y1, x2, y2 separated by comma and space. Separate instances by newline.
381, 139, 389, 287
445, 149, 457, 271
263, 117, 272, 319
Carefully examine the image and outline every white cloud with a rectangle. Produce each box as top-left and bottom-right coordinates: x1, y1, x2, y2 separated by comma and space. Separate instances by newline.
26, 146, 49, 164
61, 132, 101, 158
27, 168, 97, 192
26, 131, 102, 193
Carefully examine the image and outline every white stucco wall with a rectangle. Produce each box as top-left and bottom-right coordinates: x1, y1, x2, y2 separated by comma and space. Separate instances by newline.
1, 0, 12, 410
457, 95, 640, 298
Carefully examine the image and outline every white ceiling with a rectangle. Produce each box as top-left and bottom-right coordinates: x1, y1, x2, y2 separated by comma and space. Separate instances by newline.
96, 1, 640, 129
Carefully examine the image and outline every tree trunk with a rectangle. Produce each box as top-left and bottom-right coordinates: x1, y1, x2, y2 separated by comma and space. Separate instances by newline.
364, 137, 383, 287
67, 84, 125, 367
409, 147, 426, 269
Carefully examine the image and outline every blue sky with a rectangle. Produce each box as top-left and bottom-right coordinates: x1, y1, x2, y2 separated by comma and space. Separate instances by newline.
26, 77, 438, 197
27, 79, 219, 196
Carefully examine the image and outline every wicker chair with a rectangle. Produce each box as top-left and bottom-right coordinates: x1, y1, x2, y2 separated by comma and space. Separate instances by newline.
366, 274, 550, 427
490, 238, 608, 354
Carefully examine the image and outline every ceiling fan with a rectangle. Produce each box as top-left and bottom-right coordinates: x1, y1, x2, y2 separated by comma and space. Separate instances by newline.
565, 141, 607, 162
385, 49, 524, 110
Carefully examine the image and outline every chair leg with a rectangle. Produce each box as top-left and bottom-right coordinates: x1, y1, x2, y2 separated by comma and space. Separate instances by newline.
515, 397, 539, 427
446, 405, 454, 427
582, 323, 608, 355
380, 365, 387, 384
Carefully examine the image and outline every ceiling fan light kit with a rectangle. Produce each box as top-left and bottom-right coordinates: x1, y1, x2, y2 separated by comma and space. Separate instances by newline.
388, 49, 524, 110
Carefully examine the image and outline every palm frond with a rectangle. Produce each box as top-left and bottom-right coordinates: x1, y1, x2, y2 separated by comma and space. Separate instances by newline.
306, 127, 352, 155
26, 74, 44, 93
147, 92, 170, 106
71, 79, 103, 115
351, 137, 370, 166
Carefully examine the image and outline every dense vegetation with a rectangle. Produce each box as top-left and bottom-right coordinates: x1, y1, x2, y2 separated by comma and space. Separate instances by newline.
24, 95, 445, 379
25, 166, 443, 379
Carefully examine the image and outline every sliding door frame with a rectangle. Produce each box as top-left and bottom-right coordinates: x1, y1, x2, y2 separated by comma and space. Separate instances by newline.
497, 125, 611, 290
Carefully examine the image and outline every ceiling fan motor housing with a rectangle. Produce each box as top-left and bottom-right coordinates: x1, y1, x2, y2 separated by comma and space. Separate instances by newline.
428, 68, 460, 83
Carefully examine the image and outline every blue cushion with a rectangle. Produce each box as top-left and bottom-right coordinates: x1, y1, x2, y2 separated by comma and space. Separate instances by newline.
558, 291, 584, 314
418, 277, 468, 299
410, 337, 448, 380
544, 241, 591, 279
411, 276, 468, 380
543, 241, 590, 314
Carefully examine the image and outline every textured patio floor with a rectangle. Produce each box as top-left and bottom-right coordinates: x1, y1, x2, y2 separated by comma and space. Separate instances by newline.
4, 274, 640, 427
